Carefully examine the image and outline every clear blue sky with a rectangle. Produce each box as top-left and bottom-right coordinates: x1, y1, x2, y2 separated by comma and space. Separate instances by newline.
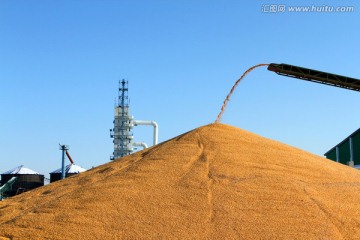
1, 0, 359, 177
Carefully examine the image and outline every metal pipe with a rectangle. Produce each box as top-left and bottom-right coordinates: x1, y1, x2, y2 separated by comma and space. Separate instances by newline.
350, 137, 354, 165
133, 120, 158, 145
133, 142, 148, 150
66, 150, 74, 164
61, 148, 66, 179
336, 146, 340, 163
59, 144, 69, 180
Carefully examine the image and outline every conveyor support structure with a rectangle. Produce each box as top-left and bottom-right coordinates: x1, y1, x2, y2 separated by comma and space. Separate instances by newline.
268, 63, 360, 92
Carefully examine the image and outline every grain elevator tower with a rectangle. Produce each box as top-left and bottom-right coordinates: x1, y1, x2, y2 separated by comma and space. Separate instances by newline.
110, 80, 134, 160
110, 79, 159, 161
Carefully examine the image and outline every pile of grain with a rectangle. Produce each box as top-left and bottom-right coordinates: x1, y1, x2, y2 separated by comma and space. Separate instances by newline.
1, 123, 360, 239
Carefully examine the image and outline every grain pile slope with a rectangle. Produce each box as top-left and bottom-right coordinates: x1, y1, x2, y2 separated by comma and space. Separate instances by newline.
1, 123, 360, 239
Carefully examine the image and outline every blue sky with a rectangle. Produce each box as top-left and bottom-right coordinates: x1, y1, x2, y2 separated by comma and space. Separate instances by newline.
1, 0, 359, 177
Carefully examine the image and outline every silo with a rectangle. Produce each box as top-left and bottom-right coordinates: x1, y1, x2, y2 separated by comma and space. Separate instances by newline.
1, 165, 44, 197
50, 164, 86, 183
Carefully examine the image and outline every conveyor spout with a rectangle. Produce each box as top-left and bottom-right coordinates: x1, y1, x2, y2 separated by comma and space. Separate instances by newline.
66, 150, 74, 164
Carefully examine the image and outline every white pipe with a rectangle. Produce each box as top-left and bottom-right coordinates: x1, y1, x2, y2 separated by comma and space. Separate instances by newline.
133, 142, 148, 150
133, 120, 158, 145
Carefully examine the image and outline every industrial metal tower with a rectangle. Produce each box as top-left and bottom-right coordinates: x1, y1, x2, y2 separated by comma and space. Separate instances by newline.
110, 80, 159, 160
110, 80, 134, 160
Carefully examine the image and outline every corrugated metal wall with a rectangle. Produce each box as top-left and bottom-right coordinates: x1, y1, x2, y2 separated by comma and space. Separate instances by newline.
325, 130, 360, 166
50, 173, 78, 183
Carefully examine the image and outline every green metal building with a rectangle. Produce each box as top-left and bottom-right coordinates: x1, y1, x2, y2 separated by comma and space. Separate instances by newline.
324, 128, 360, 168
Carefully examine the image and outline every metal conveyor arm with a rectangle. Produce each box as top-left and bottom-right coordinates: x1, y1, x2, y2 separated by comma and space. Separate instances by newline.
268, 63, 360, 92
0, 177, 18, 200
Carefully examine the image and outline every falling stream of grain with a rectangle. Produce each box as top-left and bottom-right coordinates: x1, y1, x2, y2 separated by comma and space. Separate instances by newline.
215, 64, 269, 123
